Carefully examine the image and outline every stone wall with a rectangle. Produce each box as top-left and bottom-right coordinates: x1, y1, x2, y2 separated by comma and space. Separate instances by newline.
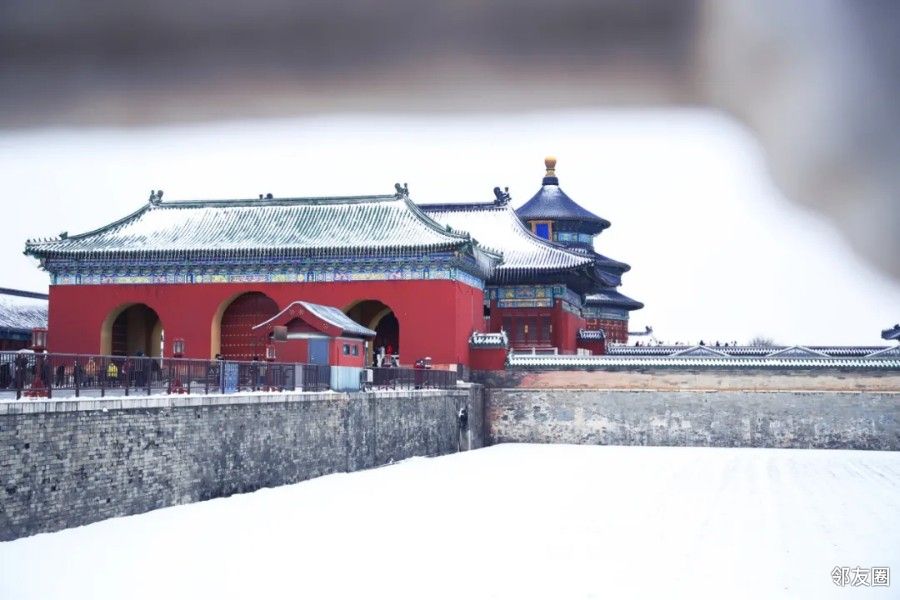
486, 388, 900, 450
475, 367, 900, 392
0, 387, 483, 541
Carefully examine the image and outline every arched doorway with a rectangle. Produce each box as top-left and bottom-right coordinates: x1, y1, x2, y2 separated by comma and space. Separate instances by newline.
216, 292, 279, 360
100, 304, 164, 357
345, 300, 399, 366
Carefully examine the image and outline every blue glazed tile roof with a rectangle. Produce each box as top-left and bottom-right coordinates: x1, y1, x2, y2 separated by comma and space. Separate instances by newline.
516, 184, 611, 231
584, 289, 644, 310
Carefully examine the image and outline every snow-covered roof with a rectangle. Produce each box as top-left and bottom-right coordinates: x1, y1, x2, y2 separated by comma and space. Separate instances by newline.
298, 302, 375, 338
470, 331, 509, 347
25, 193, 494, 263
606, 345, 892, 358
508, 353, 900, 369
420, 202, 594, 277
577, 329, 606, 340
671, 345, 729, 357
253, 301, 375, 338
0, 288, 48, 331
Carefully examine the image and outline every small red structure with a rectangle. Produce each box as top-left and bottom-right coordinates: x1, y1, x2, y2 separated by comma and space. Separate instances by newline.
252, 301, 375, 368
576, 328, 606, 356
468, 331, 509, 371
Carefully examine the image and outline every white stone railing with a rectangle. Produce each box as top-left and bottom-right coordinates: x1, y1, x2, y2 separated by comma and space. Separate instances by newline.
470, 331, 508, 347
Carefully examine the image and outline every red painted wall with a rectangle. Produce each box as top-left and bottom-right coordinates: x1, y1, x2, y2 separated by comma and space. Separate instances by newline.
489, 301, 585, 354
469, 346, 508, 370
577, 339, 606, 355
584, 318, 629, 343
551, 301, 585, 354
276, 338, 309, 364
329, 337, 366, 367
47, 279, 484, 366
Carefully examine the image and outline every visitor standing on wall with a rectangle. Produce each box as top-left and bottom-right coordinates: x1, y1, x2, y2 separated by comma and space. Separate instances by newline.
457, 405, 470, 451
84, 357, 96, 386
106, 360, 118, 386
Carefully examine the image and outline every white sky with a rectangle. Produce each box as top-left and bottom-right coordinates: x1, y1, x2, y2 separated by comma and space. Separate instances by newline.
0, 109, 897, 345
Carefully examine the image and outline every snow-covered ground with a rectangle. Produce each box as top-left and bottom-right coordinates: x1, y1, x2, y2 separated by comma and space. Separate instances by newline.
1, 444, 898, 599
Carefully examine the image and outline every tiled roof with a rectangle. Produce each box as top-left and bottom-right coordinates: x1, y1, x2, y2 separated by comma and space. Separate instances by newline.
585, 289, 644, 310
516, 184, 610, 231
420, 202, 595, 277
253, 301, 375, 337
297, 302, 376, 337
578, 329, 606, 340
470, 331, 509, 347
508, 353, 900, 370
26, 194, 492, 262
606, 345, 894, 358
0, 289, 48, 331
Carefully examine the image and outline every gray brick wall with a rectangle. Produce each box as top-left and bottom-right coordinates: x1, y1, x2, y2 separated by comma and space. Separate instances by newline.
487, 389, 900, 450
0, 387, 483, 541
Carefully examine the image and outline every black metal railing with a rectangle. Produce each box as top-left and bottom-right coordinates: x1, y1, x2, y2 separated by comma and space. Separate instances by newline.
366, 367, 457, 390
0, 352, 332, 399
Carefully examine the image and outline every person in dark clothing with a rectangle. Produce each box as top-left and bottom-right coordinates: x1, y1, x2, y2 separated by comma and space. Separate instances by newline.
0, 362, 10, 388
14, 354, 27, 389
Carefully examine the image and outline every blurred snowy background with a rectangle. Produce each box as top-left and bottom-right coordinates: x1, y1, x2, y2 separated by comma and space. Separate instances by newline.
2, 109, 897, 345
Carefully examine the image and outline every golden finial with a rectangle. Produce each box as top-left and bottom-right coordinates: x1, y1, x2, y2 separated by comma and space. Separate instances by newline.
544, 156, 557, 177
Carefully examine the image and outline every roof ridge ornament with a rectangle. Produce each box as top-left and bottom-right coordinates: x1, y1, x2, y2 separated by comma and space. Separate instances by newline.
542, 156, 559, 186
394, 182, 409, 198
148, 189, 164, 205
493, 186, 511, 205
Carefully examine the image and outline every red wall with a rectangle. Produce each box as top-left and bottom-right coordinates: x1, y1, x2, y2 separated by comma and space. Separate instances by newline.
551, 301, 585, 354
469, 346, 508, 370
489, 301, 585, 354
47, 279, 484, 366
584, 318, 629, 343
577, 339, 606, 355
329, 337, 366, 367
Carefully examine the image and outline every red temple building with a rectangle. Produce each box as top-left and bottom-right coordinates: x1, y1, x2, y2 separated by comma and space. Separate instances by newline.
24, 158, 641, 369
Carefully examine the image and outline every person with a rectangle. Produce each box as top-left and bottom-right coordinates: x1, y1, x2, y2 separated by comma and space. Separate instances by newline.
106, 360, 118, 386
0, 361, 10, 388
376, 345, 385, 368
134, 351, 146, 388
84, 357, 96, 386
250, 356, 260, 389
14, 353, 27, 390
457, 406, 470, 451
209, 353, 223, 390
